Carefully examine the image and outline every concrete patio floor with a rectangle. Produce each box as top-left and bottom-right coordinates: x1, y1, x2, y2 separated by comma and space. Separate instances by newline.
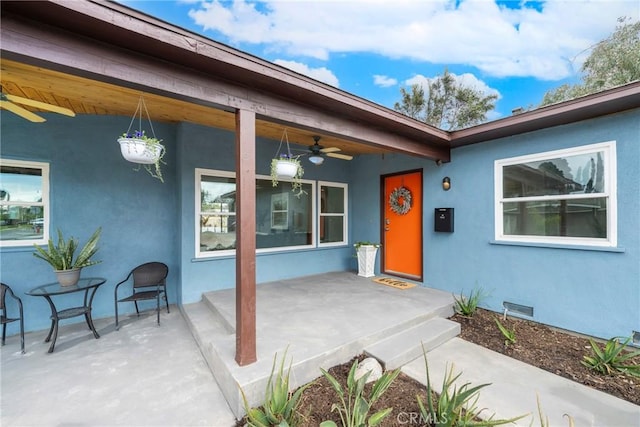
1, 308, 236, 426
2, 272, 638, 426
182, 271, 457, 418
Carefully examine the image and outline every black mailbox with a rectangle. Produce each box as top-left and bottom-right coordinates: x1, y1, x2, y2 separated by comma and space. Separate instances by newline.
434, 208, 454, 232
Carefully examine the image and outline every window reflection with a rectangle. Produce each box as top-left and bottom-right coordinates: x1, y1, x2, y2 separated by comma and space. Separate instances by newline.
0, 161, 48, 244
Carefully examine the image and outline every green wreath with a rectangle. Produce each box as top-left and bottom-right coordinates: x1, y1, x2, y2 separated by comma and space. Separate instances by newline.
389, 186, 412, 215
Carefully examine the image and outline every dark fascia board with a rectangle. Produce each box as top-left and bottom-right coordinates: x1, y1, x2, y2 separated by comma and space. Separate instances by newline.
450, 81, 640, 147
1, 1, 638, 152
0, 0, 450, 147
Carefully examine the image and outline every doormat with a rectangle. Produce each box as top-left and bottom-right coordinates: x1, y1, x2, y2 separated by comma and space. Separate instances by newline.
372, 277, 417, 290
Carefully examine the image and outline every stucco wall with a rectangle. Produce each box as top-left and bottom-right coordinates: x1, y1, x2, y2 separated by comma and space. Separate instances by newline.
175, 122, 352, 304
0, 114, 353, 333
0, 114, 178, 333
351, 109, 639, 339
2, 109, 637, 340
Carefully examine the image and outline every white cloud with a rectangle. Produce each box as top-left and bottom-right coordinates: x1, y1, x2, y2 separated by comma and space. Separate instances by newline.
187, 0, 638, 80
273, 60, 340, 87
373, 75, 398, 88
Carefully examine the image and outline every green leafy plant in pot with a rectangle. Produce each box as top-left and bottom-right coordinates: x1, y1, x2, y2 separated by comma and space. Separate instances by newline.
33, 228, 102, 286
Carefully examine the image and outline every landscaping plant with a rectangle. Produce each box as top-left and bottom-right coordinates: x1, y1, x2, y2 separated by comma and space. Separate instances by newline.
535, 395, 575, 427
581, 336, 640, 377
494, 318, 516, 347
239, 348, 311, 427
452, 286, 486, 317
417, 344, 528, 427
33, 227, 102, 270
319, 358, 400, 427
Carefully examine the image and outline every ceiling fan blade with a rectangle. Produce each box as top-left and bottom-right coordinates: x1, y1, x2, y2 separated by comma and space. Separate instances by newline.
327, 152, 353, 161
321, 147, 341, 153
4, 93, 75, 117
0, 100, 46, 122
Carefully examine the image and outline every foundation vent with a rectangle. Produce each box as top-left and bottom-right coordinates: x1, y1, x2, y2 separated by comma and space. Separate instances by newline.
503, 301, 534, 318
633, 331, 640, 346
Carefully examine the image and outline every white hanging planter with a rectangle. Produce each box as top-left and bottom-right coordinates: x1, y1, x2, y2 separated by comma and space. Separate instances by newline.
269, 129, 305, 197
118, 96, 166, 182
118, 137, 164, 164
275, 159, 299, 179
357, 245, 379, 278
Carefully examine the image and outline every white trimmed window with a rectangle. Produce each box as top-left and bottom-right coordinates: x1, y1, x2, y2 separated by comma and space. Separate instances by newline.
0, 159, 50, 247
195, 168, 318, 258
318, 181, 348, 246
495, 141, 617, 247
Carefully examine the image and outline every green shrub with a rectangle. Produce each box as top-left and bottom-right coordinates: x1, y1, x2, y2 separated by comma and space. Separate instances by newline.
494, 318, 516, 347
452, 287, 486, 317
319, 358, 400, 427
417, 346, 528, 426
582, 336, 640, 377
240, 348, 311, 427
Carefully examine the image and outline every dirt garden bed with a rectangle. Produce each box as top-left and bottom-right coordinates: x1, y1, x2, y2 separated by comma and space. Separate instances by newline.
238, 308, 639, 426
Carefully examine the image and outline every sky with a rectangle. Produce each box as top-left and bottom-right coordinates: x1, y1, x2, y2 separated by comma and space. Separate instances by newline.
119, 0, 639, 122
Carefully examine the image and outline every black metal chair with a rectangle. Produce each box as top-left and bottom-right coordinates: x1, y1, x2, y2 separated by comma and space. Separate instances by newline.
1, 283, 25, 353
114, 262, 169, 330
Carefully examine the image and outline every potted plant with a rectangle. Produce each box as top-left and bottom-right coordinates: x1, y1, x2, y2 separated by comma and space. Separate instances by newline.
270, 153, 305, 197
354, 241, 381, 278
117, 130, 166, 182
33, 228, 102, 286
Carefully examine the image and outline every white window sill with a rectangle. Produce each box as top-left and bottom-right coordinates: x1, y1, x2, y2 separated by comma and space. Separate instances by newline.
489, 240, 625, 253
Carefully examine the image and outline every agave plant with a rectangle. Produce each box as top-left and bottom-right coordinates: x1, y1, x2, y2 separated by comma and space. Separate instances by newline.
582, 336, 640, 377
417, 344, 528, 427
33, 227, 102, 271
452, 286, 487, 317
319, 358, 400, 427
240, 347, 311, 427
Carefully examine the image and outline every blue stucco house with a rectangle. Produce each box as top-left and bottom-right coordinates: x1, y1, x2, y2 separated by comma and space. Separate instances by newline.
1, 1, 638, 363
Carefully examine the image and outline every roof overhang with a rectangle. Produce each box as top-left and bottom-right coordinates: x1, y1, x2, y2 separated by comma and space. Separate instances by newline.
1, 0, 639, 159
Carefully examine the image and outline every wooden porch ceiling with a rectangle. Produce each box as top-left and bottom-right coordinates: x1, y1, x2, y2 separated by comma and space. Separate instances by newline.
0, 59, 391, 156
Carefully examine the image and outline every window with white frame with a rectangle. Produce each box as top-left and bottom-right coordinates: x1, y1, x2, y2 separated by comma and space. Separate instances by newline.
0, 159, 50, 247
319, 182, 348, 246
195, 168, 318, 257
495, 141, 616, 247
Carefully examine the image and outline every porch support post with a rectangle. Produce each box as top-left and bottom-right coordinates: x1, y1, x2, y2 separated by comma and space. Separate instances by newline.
235, 108, 257, 366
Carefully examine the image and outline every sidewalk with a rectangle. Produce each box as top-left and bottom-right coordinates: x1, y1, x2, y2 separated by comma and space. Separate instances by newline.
402, 338, 640, 427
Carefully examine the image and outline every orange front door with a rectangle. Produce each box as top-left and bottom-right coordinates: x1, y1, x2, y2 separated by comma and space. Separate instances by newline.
382, 170, 423, 280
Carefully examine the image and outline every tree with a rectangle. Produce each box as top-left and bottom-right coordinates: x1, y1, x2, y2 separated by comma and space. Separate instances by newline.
541, 17, 640, 106
393, 69, 498, 130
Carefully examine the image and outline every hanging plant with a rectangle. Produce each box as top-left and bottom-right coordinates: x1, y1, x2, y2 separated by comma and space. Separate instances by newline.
270, 129, 306, 197
389, 186, 412, 215
117, 96, 166, 182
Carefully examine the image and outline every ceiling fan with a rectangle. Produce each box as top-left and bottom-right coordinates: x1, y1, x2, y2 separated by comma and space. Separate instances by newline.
305, 136, 353, 165
0, 92, 76, 122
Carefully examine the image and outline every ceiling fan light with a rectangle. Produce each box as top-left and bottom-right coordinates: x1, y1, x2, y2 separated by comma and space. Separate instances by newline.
309, 155, 324, 165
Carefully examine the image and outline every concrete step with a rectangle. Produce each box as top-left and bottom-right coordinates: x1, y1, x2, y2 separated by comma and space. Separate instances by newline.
202, 291, 236, 333
364, 317, 460, 370
180, 301, 232, 349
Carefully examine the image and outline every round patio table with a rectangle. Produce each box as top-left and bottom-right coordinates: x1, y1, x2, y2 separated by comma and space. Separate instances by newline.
26, 277, 106, 353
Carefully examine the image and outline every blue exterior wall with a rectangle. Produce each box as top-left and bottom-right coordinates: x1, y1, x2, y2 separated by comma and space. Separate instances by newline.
175, 122, 352, 304
0, 114, 353, 333
351, 109, 639, 340
0, 114, 178, 333
2, 108, 638, 340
